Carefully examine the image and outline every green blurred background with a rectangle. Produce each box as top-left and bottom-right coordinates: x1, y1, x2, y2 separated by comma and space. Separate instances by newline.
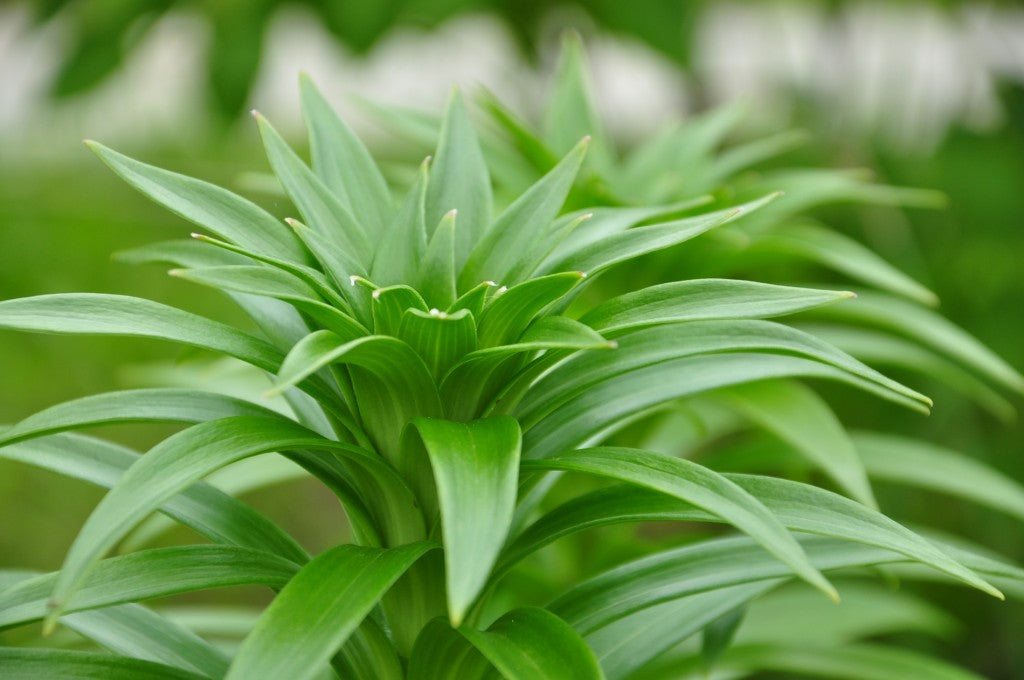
1, 0, 1022, 676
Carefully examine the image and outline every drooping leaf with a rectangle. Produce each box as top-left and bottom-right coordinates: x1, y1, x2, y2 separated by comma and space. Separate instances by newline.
522, 448, 837, 600
225, 542, 434, 680
459, 607, 605, 680
404, 417, 521, 624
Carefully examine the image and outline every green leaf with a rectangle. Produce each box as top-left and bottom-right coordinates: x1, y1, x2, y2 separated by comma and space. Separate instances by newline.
426, 89, 492, 268
807, 290, 1024, 394
0, 293, 284, 372
0, 388, 277, 446
44, 416, 415, 626
371, 157, 429, 286
372, 284, 430, 336
476, 271, 587, 348
580, 279, 855, 335
701, 605, 746, 671
0, 648, 209, 680
86, 141, 309, 265
0, 432, 308, 563
418, 209, 458, 309
755, 223, 939, 306
449, 280, 499, 318
523, 449, 836, 601
517, 321, 931, 452
225, 542, 434, 680
399, 308, 477, 381
460, 138, 589, 289
270, 330, 441, 462
300, 74, 392, 235
717, 380, 876, 507
854, 431, 1024, 524
254, 112, 371, 273
408, 618, 491, 680
0, 545, 297, 629
542, 195, 778, 276
439, 317, 614, 422
61, 604, 230, 678
170, 265, 366, 340
459, 607, 605, 680
404, 417, 521, 625
543, 30, 612, 174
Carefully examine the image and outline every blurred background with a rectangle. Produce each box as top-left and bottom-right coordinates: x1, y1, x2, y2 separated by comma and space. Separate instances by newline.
1, 0, 1023, 676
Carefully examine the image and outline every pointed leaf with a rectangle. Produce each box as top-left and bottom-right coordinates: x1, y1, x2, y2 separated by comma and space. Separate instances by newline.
225, 542, 434, 680
399, 308, 477, 381
419, 209, 458, 308
426, 90, 492, 267
372, 285, 429, 336
405, 417, 521, 624
86, 141, 309, 264
371, 157, 429, 285
300, 74, 391, 235
477, 271, 587, 348
0, 293, 283, 372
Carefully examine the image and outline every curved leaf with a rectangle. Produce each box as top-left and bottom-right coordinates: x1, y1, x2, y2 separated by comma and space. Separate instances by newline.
0, 648, 209, 680
404, 417, 521, 624
225, 542, 434, 680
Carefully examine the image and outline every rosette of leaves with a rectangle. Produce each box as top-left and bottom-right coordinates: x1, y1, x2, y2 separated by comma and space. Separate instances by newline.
1, 68, 1023, 680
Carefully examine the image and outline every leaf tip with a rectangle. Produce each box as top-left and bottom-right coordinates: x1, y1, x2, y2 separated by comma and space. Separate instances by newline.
167, 268, 183, 278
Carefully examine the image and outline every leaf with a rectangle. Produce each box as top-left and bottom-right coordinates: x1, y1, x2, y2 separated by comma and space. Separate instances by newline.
543, 30, 613, 174
517, 320, 931, 452
426, 89, 492, 268
853, 431, 1024, 524
522, 448, 837, 600
459, 607, 605, 680
61, 604, 230, 678
372, 285, 429, 336
460, 138, 589, 289
44, 416, 416, 626
755, 223, 939, 306
0, 545, 297, 629
170, 265, 366, 340
439, 317, 614, 421
371, 156, 430, 286
0, 648, 209, 680
449, 280, 499, 318
300, 74, 392, 235
806, 290, 1024, 394
579, 279, 855, 335
418, 209, 458, 309
399, 308, 477, 381
270, 330, 441, 462
717, 380, 876, 507
476, 271, 587, 348
0, 388, 277, 446
408, 618, 492, 680
701, 605, 746, 671
225, 542, 434, 680
0, 432, 308, 564
0, 293, 284, 372
404, 417, 521, 624
86, 141, 309, 265
254, 112, 371, 273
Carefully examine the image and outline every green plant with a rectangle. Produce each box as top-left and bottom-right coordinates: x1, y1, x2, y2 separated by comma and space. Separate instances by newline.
2, 43, 1023, 680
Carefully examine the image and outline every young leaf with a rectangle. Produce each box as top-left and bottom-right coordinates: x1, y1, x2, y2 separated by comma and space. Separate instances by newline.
398, 308, 477, 381
300, 74, 392, 235
225, 542, 434, 680
460, 138, 589, 289
372, 285, 430, 336
371, 157, 430, 286
404, 417, 521, 625
426, 90, 492, 267
418, 209, 458, 309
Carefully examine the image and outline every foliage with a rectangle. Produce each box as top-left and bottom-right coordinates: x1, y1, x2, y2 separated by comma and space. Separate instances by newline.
1, 38, 1023, 679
